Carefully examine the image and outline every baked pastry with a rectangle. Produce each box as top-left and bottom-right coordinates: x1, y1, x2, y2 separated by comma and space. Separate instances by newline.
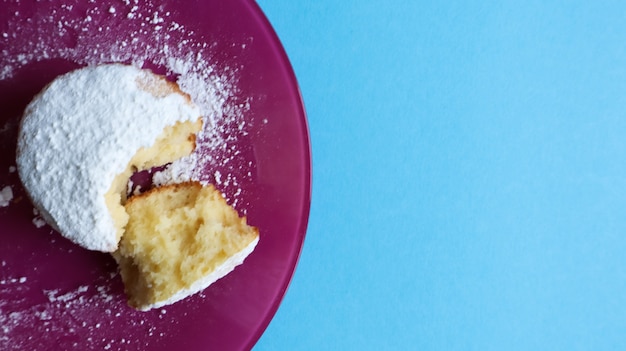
16, 64, 202, 252
114, 181, 259, 310
16, 64, 259, 310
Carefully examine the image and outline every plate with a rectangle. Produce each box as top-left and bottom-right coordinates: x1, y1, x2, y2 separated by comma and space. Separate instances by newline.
0, 1, 310, 350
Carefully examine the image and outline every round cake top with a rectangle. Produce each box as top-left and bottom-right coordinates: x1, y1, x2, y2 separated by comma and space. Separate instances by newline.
16, 64, 201, 252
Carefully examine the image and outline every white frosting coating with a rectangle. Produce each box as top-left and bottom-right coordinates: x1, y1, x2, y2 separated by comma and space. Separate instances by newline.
16, 64, 201, 252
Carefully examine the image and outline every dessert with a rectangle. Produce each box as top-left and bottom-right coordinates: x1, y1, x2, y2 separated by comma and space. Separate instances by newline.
16, 64, 258, 310
114, 182, 259, 310
16, 64, 202, 252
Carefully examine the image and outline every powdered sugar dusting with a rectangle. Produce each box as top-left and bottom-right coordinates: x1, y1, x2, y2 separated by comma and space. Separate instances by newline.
0, 269, 176, 351
0, 186, 13, 207
1, 1, 253, 205
17, 64, 202, 252
32, 217, 46, 228
152, 154, 199, 187
0, 1, 255, 349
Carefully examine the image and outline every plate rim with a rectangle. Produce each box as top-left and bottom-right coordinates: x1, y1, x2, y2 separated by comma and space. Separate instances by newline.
239, 1, 312, 349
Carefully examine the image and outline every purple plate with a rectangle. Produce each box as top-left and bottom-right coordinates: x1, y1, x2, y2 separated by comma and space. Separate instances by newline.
0, 1, 310, 350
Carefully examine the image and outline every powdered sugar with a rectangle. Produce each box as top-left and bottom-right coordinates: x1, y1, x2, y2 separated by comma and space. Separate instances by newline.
45, 285, 89, 303
17, 64, 201, 252
30, 208, 47, 229
152, 154, 200, 187
0, 277, 27, 286
0, 270, 177, 351
1, 0, 253, 209
0, 186, 13, 207
32, 217, 46, 229
1, 0, 250, 137
0, 1, 256, 348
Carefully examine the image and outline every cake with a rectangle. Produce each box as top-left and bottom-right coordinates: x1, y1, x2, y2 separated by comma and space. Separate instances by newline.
114, 181, 259, 310
16, 64, 202, 252
16, 64, 259, 310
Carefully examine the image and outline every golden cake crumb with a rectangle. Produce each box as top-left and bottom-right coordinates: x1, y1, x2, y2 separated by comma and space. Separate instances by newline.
113, 181, 259, 310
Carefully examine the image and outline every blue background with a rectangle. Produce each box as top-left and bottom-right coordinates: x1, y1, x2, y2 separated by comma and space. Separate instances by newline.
254, 1, 626, 350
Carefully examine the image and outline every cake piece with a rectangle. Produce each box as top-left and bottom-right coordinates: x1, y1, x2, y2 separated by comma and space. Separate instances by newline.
17, 63, 259, 310
16, 64, 202, 252
113, 181, 259, 310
